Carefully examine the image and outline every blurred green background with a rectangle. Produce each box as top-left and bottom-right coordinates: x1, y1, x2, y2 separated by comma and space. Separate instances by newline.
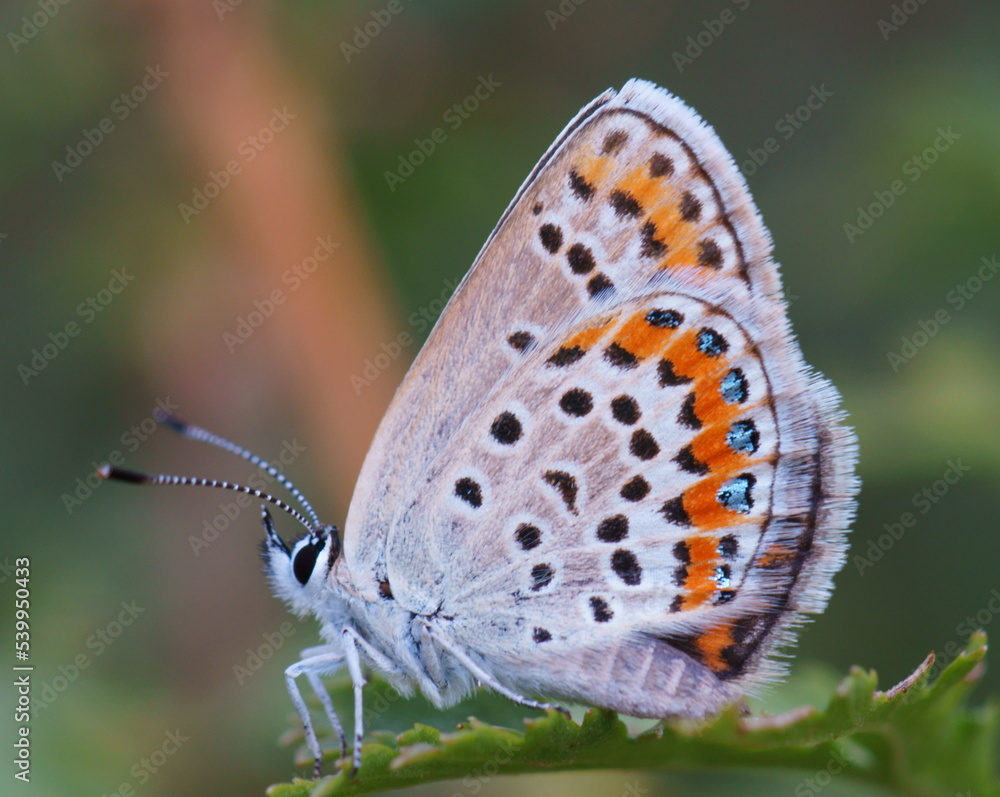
2, 1, 999, 795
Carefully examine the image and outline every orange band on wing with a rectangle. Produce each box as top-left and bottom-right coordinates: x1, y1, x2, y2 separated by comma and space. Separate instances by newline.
662, 330, 727, 382
680, 535, 719, 609
694, 624, 735, 673
614, 309, 683, 359
563, 318, 614, 351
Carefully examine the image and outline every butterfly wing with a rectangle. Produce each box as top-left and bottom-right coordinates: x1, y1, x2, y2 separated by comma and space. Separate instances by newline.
345, 80, 857, 715
392, 291, 854, 715
343, 79, 774, 586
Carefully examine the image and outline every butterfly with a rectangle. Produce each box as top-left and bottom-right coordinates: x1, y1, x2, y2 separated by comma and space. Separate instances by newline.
101, 78, 858, 778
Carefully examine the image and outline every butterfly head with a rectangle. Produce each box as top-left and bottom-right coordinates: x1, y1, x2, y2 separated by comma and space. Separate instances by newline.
260, 512, 341, 616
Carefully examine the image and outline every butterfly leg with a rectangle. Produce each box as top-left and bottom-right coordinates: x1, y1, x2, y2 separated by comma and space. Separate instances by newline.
339, 628, 367, 776
284, 651, 345, 779
298, 646, 348, 763
420, 620, 571, 719
338, 625, 416, 774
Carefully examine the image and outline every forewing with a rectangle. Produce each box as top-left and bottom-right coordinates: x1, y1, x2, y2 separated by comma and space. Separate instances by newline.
343, 79, 776, 593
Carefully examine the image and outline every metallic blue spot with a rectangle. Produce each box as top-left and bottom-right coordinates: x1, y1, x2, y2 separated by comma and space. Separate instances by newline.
717, 474, 756, 514
646, 308, 683, 328
720, 368, 748, 403
714, 564, 732, 589
696, 328, 728, 357
727, 420, 759, 453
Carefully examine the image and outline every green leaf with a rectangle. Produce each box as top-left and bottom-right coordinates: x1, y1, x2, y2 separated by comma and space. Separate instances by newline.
266, 632, 996, 797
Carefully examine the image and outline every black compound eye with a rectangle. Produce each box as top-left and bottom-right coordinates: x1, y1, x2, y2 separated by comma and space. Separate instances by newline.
292, 537, 324, 585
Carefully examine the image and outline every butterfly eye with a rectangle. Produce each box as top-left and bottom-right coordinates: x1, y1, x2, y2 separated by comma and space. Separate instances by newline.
292, 536, 325, 586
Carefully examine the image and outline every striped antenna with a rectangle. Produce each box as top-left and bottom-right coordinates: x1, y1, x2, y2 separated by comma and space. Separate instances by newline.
158, 412, 321, 527
97, 465, 316, 534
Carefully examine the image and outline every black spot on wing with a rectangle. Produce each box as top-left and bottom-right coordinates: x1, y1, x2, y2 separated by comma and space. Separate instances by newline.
532, 627, 552, 643
515, 523, 542, 551
559, 388, 593, 417
547, 346, 585, 367
649, 153, 674, 177
611, 395, 640, 425
542, 470, 578, 514
698, 239, 723, 268
677, 392, 701, 430
609, 190, 642, 218
507, 330, 535, 352
719, 534, 738, 557
602, 130, 628, 154
611, 549, 642, 586
568, 169, 595, 200
539, 224, 563, 253
566, 243, 596, 274
490, 412, 523, 445
640, 221, 667, 258
587, 273, 614, 297
454, 477, 483, 507
596, 515, 629, 542
530, 563, 554, 591
673, 445, 708, 475
620, 475, 650, 502
630, 429, 660, 460
658, 358, 692, 387
590, 596, 613, 622
604, 343, 638, 369
661, 496, 691, 526
679, 192, 702, 222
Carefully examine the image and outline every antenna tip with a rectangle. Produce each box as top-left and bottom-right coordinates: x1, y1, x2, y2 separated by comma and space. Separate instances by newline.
97, 465, 150, 485
158, 412, 187, 433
